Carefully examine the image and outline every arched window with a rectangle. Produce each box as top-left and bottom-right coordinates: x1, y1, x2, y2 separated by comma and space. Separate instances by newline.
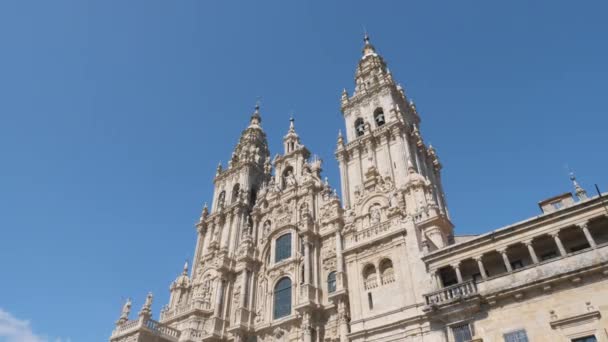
327, 271, 337, 293
275, 233, 292, 263
249, 188, 257, 206
380, 259, 395, 285
217, 191, 226, 209
355, 118, 365, 137
363, 264, 378, 290
374, 108, 385, 127
273, 277, 292, 319
231, 183, 240, 203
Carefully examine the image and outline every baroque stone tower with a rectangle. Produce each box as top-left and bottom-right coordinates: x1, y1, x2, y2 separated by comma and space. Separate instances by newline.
335, 34, 454, 341
111, 33, 608, 342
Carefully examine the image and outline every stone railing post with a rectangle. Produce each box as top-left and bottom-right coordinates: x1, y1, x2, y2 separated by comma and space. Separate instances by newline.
452, 263, 463, 283
498, 248, 513, 272
550, 231, 567, 256
474, 256, 487, 279
524, 239, 539, 264
578, 222, 596, 248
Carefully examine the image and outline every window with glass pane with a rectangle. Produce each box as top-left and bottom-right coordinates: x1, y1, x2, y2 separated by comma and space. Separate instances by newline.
452, 323, 472, 342
327, 271, 337, 293
275, 233, 292, 262
504, 329, 528, 342
572, 336, 597, 342
273, 277, 292, 319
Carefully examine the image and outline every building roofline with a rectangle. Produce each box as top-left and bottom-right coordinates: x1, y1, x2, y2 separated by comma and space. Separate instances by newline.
422, 193, 608, 261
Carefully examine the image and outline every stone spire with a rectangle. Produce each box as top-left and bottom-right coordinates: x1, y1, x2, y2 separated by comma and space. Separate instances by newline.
249, 102, 262, 128
138, 292, 153, 318
283, 116, 301, 154
226, 103, 270, 171
570, 172, 588, 201
362, 32, 377, 57
116, 298, 131, 326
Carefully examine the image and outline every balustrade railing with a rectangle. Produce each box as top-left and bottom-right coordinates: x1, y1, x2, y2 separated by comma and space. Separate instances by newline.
160, 301, 212, 321
346, 221, 392, 248
145, 318, 180, 338
363, 276, 378, 290
112, 318, 180, 340
424, 280, 477, 306
112, 319, 139, 336
381, 272, 395, 285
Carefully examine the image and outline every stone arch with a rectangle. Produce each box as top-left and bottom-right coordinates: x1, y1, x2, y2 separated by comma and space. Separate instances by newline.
354, 117, 365, 137
373, 107, 385, 127
362, 263, 378, 290
231, 183, 240, 203
379, 258, 395, 285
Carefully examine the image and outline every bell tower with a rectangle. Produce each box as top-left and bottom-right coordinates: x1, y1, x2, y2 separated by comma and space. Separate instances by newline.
335, 35, 454, 338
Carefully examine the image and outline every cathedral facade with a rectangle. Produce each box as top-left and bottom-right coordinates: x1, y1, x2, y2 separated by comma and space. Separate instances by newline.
109, 36, 608, 342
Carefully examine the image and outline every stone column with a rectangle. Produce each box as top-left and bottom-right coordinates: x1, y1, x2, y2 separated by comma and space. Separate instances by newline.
524, 239, 539, 264
551, 231, 567, 256
474, 256, 487, 279
578, 222, 596, 248
302, 312, 312, 342
220, 214, 233, 250
433, 270, 442, 289
214, 279, 225, 317
337, 154, 350, 208
498, 248, 513, 272
241, 270, 249, 308
304, 241, 311, 284
338, 300, 349, 342
453, 263, 463, 283
335, 230, 344, 273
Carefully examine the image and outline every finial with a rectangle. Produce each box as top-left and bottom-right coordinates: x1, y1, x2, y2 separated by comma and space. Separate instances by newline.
362, 30, 376, 56
182, 260, 189, 275
250, 99, 262, 126
202, 202, 208, 216
570, 171, 588, 200
216, 161, 222, 176
117, 297, 132, 325
289, 115, 295, 131
139, 292, 153, 318
407, 159, 416, 174
337, 129, 344, 146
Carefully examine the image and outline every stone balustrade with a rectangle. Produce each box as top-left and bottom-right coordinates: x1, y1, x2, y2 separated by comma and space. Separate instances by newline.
112, 319, 139, 336
145, 319, 181, 338
423, 214, 608, 308
112, 318, 180, 341
424, 280, 477, 306
160, 301, 212, 321
345, 221, 392, 249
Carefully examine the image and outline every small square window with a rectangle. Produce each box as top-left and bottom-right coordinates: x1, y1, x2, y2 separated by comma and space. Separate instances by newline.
452, 323, 472, 342
541, 252, 558, 261
571, 336, 597, 342
511, 260, 524, 270
504, 329, 529, 342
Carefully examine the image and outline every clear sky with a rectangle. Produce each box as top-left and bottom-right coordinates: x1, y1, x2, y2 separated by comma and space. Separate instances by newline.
0, 1, 606, 341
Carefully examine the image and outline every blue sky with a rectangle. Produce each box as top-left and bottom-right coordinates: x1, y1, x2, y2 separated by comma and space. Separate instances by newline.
0, 1, 607, 341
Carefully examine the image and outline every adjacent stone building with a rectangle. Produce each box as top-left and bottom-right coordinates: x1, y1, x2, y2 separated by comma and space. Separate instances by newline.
109, 35, 608, 342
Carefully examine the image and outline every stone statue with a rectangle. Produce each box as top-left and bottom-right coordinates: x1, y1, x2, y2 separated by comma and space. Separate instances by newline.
285, 170, 297, 187
370, 205, 381, 224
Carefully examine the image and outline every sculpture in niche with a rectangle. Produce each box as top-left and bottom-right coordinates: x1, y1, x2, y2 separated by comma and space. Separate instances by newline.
300, 202, 310, 220
232, 285, 241, 321
285, 170, 297, 187
263, 220, 271, 238
370, 204, 382, 225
